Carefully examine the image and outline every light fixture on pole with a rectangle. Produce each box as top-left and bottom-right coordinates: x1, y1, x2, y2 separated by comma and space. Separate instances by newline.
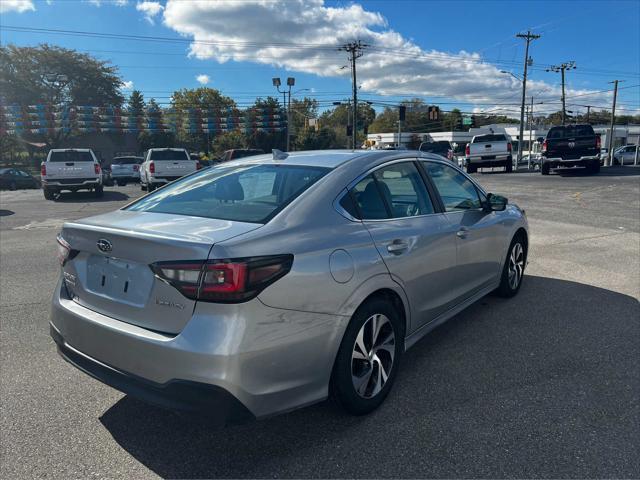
272, 76, 296, 151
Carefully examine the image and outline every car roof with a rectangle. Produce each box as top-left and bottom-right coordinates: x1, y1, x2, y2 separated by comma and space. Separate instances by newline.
220, 149, 445, 169
148, 147, 185, 150
49, 148, 93, 152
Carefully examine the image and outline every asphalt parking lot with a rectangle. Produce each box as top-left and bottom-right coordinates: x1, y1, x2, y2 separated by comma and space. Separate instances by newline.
1, 168, 639, 479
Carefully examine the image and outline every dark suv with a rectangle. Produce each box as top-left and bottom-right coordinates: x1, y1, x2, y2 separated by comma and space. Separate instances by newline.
540, 124, 601, 175
219, 149, 265, 162
418, 141, 453, 160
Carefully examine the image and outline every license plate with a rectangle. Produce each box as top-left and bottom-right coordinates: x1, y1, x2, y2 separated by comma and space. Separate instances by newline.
85, 255, 152, 305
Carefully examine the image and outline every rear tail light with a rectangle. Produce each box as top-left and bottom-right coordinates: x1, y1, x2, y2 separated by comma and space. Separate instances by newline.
151, 255, 293, 303
465, 144, 470, 157
507, 142, 512, 152
196, 162, 202, 170
41, 163, 46, 176
149, 161, 155, 174
56, 235, 77, 266
133, 165, 139, 171
94, 163, 101, 175
595, 135, 601, 149
542, 140, 548, 153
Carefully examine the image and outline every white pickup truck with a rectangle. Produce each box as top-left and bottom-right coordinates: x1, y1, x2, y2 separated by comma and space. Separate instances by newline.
465, 133, 513, 173
41, 149, 103, 200
139, 148, 199, 191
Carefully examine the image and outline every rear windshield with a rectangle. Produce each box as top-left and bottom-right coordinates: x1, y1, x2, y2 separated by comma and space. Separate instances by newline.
112, 157, 142, 165
547, 125, 595, 139
49, 151, 94, 162
419, 142, 450, 154
472, 134, 507, 143
149, 150, 190, 161
126, 163, 330, 223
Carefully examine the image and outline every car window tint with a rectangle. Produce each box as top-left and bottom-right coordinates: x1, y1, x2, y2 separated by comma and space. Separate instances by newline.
372, 162, 434, 217
49, 151, 93, 162
149, 150, 189, 161
351, 175, 389, 220
126, 164, 329, 223
339, 192, 359, 218
424, 162, 482, 211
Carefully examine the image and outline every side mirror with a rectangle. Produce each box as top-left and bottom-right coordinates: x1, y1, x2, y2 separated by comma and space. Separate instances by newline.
485, 193, 508, 212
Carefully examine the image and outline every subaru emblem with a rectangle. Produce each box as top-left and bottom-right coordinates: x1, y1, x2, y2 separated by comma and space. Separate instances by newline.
97, 238, 112, 253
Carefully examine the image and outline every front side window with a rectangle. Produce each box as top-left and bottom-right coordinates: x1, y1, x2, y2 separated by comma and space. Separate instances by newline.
423, 162, 482, 212
126, 163, 329, 223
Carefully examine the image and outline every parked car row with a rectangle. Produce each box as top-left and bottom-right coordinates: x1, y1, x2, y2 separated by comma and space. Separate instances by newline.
0, 168, 40, 190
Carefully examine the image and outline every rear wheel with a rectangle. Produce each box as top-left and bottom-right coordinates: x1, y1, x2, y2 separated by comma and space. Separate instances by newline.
43, 187, 55, 200
148, 183, 156, 192
496, 235, 526, 297
587, 160, 600, 174
94, 185, 104, 197
117, 180, 127, 186
505, 161, 513, 173
467, 164, 477, 174
331, 298, 403, 415
541, 162, 550, 175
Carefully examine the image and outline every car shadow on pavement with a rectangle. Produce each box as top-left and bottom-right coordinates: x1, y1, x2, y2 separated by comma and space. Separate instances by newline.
53, 190, 130, 202
556, 166, 640, 177
99, 275, 640, 478
0, 209, 15, 217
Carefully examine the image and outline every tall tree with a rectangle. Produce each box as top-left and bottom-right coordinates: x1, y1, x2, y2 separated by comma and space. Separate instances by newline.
127, 90, 145, 118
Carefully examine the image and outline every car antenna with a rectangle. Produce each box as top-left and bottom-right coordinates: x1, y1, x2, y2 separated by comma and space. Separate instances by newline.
272, 149, 289, 161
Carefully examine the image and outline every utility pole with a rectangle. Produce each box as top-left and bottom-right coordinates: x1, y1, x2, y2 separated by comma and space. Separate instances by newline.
585, 105, 592, 124
339, 41, 367, 149
516, 31, 540, 166
546, 61, 576, 125
528, 96, 534, 170
607, 79, 621, 167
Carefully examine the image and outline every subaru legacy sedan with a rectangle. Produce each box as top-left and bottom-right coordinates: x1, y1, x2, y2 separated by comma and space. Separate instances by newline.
50, 150, 528, 422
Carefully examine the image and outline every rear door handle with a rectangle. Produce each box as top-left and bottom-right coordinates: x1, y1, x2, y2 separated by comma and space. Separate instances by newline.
456, 227, 469, 239
386, 240, 409, 255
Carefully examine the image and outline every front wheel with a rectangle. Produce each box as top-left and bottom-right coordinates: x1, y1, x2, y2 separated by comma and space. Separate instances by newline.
496, 235, 526, 297
331, 298, 403, 415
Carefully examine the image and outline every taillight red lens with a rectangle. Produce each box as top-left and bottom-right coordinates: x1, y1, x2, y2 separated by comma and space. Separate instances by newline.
151, 255, 293, 303
56, 235, 71, 266
465, 144, 470, 156
94, 163, 101, 175
149, 161, 155, 174
41, 163, 46, 176
507, 142, 512, 152
196, 162, 202, 170
542, 140, 548, 152
595, 135, 601, 149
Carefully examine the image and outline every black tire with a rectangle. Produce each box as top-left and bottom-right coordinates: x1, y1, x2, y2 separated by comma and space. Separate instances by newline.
541, 162, 551, 175
94, 185, 104, 197
8, 181, 17, 191
140, 183, 147, 191
505, 161, 513, 173
331, 297, 404, 415
467, 164, 477, 174
43, 187, 55, 200
588, 161, 600, 174
148, 183, 156, 192
496, 234, 527, 298
117, 180, 127, 187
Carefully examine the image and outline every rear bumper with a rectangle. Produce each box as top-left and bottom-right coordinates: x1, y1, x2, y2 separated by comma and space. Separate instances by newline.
51, 323, 254, 424
49, 278, 347, 419
543, 156, 599, 167
466, 155, 511, 167
43, 178, 101, 188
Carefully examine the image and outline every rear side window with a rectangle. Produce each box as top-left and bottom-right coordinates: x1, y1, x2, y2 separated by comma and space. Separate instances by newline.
473, 134, 506, 143
126, 164, 329, 223
49, 151, 93, 162
347, 162, 434, 220
149, 150, 189, 161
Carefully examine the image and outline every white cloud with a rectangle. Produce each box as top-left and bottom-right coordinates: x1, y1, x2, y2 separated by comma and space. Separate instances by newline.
0, 0, 35, 13
121, 80, 134, 90
160, 0, 613, 116
196, 74, 210, 85
136, 1, 163, 24
88, 0, 128, 6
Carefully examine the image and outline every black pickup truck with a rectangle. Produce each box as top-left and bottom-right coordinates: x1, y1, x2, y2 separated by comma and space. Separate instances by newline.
540, 124, 601, 175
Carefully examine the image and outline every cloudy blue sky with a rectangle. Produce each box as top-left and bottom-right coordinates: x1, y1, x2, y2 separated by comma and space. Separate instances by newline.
1, 0, 639, 116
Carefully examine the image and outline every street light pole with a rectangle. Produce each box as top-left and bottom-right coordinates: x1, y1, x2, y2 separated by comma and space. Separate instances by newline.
607, 79, 622, 167
272, 77, 295, 151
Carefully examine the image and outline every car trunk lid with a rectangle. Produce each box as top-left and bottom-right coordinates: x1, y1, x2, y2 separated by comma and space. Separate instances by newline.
60, 210, 261, 333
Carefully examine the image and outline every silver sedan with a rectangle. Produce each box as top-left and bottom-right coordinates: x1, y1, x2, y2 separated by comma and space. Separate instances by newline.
50, 149, 528, 421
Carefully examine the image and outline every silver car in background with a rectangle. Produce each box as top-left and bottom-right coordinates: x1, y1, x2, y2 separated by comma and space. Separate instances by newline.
50, 150, 528, 422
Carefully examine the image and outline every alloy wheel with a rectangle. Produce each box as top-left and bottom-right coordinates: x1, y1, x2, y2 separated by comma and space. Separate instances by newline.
351, 313, 395, 399
508, 242, 524, 290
